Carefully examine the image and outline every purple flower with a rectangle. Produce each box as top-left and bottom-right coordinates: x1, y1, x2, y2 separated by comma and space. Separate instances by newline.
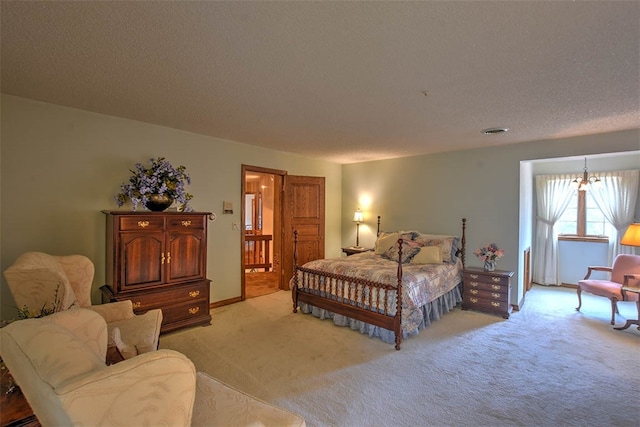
115, 157, 193, 211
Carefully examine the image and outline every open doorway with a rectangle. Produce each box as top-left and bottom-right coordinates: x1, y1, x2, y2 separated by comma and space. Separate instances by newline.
242, 165, 285, 299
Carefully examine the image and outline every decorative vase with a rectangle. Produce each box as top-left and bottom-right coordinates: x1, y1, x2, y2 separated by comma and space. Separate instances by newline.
145, 194, 173, 212
484, 260, 496, 272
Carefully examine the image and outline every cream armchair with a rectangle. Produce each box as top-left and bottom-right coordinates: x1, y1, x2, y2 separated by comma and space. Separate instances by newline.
3, 251, 162, 359
0, 308, 306, 427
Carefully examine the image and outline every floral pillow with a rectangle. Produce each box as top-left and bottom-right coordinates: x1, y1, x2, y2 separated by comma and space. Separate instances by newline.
382, 239, 421, 263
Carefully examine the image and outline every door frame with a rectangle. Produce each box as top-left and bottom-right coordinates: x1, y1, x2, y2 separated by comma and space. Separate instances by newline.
241, 165, 287, 301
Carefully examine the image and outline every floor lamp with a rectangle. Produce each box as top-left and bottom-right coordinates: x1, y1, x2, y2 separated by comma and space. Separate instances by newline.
621, 223, 640, 249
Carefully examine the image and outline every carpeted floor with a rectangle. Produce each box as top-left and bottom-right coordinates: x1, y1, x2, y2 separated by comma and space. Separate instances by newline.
160, 285, 639, 427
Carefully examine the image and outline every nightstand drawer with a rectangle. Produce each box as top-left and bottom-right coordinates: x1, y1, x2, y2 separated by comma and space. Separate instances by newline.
464, 296, 510, 312
465, 280, 506, 292
465, 287, 508, 302
464, 272, 510, 288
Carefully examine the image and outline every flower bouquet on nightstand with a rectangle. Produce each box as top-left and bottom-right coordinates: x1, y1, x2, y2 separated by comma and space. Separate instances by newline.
473, 243, 504, 272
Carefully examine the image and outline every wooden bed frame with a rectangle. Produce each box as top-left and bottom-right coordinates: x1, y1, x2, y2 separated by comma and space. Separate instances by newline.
292, 217, 467, 350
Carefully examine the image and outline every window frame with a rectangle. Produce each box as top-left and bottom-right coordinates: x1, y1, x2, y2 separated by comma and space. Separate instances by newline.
557, 188, 608, 243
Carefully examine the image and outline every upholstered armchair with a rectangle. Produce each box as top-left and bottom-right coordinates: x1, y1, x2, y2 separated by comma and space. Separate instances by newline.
3, 251, 162, 359
0, 308, 306, 427
576, 254, 640, 324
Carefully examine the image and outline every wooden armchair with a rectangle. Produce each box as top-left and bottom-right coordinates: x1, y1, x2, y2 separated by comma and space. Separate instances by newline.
576, 254, 640, 324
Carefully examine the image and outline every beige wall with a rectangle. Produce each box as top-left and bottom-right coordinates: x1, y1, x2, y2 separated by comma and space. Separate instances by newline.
2, 94, 638, 319
0, 95, 342, 318
341, 130, 640, 305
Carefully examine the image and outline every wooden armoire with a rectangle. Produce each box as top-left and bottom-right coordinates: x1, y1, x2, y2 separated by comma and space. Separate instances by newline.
101, 211, 212, 333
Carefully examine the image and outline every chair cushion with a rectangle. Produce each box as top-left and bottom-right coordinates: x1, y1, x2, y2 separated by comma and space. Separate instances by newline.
106, 309, 163, 356
57, 255, 94, 308
611, 254, 640, 284
1, 310, 106, 389
3, 251, 78, 314
578, 279, 623, 300
192, 372, 306, 427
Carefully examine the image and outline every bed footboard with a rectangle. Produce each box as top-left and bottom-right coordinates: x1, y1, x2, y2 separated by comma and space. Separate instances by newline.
291, 218, 466, 350
292, 235, 404, 350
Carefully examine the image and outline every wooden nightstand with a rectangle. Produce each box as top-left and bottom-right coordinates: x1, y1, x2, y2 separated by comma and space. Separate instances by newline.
462, 267, 514, 319
341, 247, 372, 256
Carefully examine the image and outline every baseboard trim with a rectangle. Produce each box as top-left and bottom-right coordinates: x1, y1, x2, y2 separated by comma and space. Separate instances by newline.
210, 296, 242, 309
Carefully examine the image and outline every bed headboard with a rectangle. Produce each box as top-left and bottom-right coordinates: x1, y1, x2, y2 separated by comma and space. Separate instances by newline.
375, 216, 467, 268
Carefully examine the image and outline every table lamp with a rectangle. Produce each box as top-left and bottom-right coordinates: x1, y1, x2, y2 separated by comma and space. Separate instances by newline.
352, 209, 364, 248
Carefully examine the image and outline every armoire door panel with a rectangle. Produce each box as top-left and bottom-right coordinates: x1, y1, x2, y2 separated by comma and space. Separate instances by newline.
167, 231, 205, 282
121, 232, 164, 290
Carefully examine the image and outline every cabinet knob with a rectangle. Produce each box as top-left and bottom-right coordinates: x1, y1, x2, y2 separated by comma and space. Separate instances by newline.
132, 302, 142, 309
491, 285, 500, 290
469, 297, 478, 303
469, 281, 478, 287
492, 293, 501, 299
188, 307, 200, 315
491, 301, 501, 307
470, 274, 479, 279
470, 289, 478, 295
189, 290, 200, 298
137, 221, 149, 228
181, 220, 192, 227
492, 277, 501, 283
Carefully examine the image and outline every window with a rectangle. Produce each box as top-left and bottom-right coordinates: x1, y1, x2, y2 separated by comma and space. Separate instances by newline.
557, 189, 607, 237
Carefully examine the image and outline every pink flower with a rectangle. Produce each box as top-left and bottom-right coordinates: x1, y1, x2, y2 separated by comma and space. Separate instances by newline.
474, 243, 505, 262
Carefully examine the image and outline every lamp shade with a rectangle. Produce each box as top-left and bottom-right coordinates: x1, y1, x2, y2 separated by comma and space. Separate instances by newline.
621, 223, 640, 247
353, 209, 364, 223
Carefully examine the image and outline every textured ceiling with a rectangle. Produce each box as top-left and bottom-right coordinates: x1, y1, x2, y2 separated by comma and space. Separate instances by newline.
2, 1, 639, 164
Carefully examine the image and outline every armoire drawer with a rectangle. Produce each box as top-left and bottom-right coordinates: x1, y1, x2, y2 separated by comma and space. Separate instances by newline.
122, 281, 209, 312
161, 299, 211, 328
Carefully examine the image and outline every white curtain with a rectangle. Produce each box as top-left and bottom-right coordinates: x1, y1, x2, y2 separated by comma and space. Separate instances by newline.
589, 169, 639, 262
532, 174, 575, 286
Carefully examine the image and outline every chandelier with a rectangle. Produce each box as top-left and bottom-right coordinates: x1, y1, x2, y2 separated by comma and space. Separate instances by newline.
571, 157, 601, 191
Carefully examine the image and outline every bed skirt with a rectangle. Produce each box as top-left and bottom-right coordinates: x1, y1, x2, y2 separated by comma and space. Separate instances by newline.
298, 283, 463, 344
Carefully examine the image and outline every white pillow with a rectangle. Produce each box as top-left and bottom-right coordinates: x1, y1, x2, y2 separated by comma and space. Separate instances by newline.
411, 246, 443, 264
375, 232, 400, 255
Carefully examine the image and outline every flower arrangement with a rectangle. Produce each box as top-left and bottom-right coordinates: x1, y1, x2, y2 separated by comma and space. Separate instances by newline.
115, 157, 193, 211
473, 243, 505, 263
